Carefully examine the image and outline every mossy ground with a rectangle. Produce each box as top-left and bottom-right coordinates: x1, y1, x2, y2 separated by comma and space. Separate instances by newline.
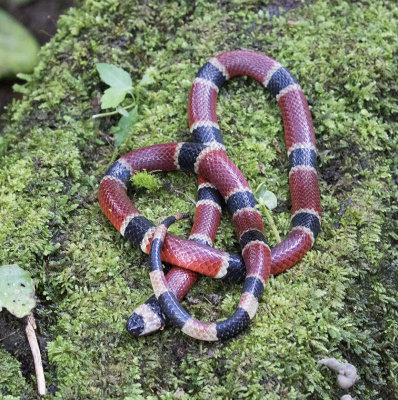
0, 0, 397, 399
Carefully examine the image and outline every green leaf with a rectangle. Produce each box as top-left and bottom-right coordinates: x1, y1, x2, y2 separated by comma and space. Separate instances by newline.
111, 106, 139, 147
0, 10, 39, 79
96, 63, 132, 89
100, 87, 128, 109
139, 67, 156, 86
255, 183, 278, 210
117, 107, 129, 117
0, 264, 36, 318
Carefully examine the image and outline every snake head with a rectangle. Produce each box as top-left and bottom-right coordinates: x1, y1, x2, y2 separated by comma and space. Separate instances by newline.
126, 295, 166, 337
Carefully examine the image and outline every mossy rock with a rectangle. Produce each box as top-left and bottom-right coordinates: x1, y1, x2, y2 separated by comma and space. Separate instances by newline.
0, 0, 397, 399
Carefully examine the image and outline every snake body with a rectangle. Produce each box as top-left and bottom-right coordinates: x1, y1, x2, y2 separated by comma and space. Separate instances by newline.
98, 50, 321, 340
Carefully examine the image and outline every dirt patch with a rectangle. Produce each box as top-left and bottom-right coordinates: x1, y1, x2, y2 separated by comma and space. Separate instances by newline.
0, 311, 34, 378
2, 0, 74, 46
262, 0, 302, 17
0, 80, 18, 115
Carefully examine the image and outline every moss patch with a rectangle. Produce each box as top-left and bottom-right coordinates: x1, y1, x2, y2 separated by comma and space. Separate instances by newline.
0, 0, 397, 399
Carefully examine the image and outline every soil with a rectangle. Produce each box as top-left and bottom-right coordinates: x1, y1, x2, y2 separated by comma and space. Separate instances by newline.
0, 311, 36, 377
0, 0, 74, 115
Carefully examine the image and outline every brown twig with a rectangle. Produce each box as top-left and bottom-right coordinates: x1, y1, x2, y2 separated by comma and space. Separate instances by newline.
25, 313, 46, 396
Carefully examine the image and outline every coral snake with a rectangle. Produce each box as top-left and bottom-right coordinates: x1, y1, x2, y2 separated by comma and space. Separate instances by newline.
98, 50, 321, 341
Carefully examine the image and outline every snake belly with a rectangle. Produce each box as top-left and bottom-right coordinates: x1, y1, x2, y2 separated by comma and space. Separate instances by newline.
98, 50, 321, 340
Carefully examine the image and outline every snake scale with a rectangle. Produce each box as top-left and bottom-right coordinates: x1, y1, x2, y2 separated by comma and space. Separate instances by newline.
98, 50, 321, 341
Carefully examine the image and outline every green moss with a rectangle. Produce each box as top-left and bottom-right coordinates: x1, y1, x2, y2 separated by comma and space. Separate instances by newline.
0, 0, 397, 399
0, 349, 30, 397
131, 170, 162, 193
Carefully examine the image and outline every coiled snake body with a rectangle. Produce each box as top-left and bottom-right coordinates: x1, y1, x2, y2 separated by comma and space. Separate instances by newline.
98, 50, 321, 341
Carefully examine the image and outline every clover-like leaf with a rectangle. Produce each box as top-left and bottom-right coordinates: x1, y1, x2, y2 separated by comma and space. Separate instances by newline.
96, 63, 132, 89
0, 264, 36, 318
255, 183, 278, 210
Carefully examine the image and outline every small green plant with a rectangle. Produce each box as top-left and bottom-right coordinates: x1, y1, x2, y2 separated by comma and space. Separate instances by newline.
131, 170, 162, 193
93, 63, 156, 147
254, 183, 281, 243
0, 264, 46, 396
